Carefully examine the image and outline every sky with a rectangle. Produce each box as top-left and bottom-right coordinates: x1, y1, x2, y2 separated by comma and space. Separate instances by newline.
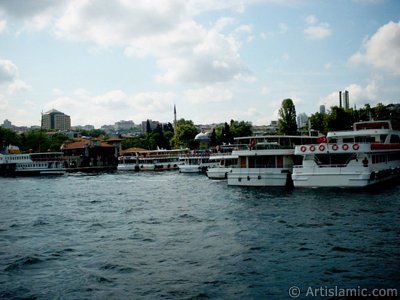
0, 0, 399, 128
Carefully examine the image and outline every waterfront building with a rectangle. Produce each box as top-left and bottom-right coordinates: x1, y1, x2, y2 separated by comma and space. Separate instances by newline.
41, 109, 71, 130
2, 119, 12, 129
339, 90, 350, 110
141, 119, 160, 134
297, 113, 308, 129
115, 120, 135, 131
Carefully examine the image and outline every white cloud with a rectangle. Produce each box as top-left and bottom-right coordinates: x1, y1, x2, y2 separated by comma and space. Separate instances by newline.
0, 94, 7, 112
279, 22, 288, 34
305, 15, 318, 25
324, 62, 332, 70
0, 0, 66, 33
44, 89, 176, 127
8, 79, 32, 94
214, 17, 235, 31
53, 1, 252, 84
0, 59, 18, 83
0, 19, 6, 33
304, 15, 331, 39
349, 21, 400, 75
184, 86, 233, 104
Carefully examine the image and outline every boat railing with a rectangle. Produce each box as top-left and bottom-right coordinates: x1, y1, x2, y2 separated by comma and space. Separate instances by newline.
294, 164, 348, 168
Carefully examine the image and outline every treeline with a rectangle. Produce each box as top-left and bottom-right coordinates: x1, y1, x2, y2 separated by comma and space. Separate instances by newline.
307, 103, 400, 135
0, 129, 69, 152
0, 119, 253, 152
122, 119, 252, 150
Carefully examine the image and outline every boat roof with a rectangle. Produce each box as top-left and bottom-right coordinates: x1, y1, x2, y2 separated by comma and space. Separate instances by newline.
209, 154, 238, 160
234, 135, 317, 140
232, 148, 294, 156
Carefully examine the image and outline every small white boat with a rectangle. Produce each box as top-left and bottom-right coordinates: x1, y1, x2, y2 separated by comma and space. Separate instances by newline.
292, 120, 400, 188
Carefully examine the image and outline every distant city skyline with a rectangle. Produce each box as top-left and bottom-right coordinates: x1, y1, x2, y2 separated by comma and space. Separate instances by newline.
0, 1, 399, 127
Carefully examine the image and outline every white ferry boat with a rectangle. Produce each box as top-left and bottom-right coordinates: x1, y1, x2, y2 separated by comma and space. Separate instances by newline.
292, 120, 400, 188
227, 136, 317, 187
206, 154, 238, 179
0, 150, 66, 176
118, 149, 189, 171
178, 151, 218, 173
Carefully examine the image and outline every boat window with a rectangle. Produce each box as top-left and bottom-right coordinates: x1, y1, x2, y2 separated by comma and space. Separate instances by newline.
314, 154, 354, 166
343, 138, 354, 143
380, 135, 388, 143
248, 156, 276, 168
355, 136, 376, 143
390, 135, 400, 143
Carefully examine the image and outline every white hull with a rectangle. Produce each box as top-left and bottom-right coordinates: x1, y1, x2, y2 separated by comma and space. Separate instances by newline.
206, 167, 232, 179
228, 168, 291, 186
178, 162, 216, 173
117, 164, 138, 171
293, 163, 400, 188
137, 162, 181, 171
16, 168, 66, 176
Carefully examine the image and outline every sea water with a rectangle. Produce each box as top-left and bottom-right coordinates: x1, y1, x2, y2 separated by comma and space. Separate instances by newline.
0, 172, 399, 299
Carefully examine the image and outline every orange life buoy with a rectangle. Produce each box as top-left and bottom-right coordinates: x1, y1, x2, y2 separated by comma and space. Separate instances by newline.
319, 144, 325, 151
300, 145, 307, 152
332, 144, 338, 151
309, 145, 315, 152
342, 144, 349, 151
353, 144, 359, 150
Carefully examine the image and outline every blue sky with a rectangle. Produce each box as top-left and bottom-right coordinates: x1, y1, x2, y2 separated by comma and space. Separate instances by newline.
0, 0, 399, 128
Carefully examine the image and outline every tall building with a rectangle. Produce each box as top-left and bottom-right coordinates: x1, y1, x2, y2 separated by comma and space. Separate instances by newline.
319, 105, 326, 114
344, 90, 350, 110
297, 113, 308, 129
339, 90, 350, 109
141, 119, 159, 133
115, 120, 135, 131
41, 109, 71, 130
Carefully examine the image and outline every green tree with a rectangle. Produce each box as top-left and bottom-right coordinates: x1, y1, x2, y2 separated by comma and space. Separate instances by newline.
308, 112, 328, 135
326, 106, 354, 131
278, 98, 298, 135
210, 128, 217, 147
230, 120, 253, 138
170, 119, 198, 149
0, 127, 21, 149
372, 103, 390, 120
221, 122, 233, 144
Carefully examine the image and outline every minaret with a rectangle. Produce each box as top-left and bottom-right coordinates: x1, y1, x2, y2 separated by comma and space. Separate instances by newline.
173, 104, 177, 130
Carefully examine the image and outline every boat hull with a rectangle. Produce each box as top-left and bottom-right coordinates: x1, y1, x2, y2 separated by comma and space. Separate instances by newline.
293, 165, 400, 188
15, 168, 66, 176
227, 168, 291, 187
206, 167, 232, 179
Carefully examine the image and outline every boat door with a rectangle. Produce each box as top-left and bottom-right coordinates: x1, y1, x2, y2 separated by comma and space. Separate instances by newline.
240, 156, 246, 168
276, 156, 283, 168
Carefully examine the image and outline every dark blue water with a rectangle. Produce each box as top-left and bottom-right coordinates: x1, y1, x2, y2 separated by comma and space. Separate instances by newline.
0, 172, 399, 299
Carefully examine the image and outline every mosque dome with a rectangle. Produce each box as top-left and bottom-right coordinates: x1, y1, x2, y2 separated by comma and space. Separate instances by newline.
194, 132, 210, 142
